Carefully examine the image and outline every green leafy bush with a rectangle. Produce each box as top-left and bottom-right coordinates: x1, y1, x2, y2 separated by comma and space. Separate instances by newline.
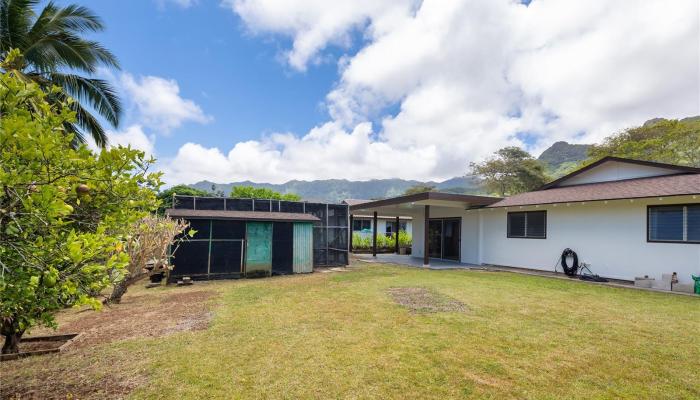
352, 231, 412, 250
0, 56, 161, 354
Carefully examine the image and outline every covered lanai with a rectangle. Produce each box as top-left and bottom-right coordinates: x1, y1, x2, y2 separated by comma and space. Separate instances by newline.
349, 192, 502, 266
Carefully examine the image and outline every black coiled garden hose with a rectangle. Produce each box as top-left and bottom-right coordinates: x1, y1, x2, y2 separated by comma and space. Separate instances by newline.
561, 248, 579, 276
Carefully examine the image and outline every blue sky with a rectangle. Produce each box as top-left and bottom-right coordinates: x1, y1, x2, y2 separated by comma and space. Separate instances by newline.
65, 0, 342, 156
55, 0, 698, 185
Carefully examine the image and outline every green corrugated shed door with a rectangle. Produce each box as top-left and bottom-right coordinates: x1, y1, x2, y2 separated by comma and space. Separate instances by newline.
293, 222, 313, 273
246, 222, 272, 277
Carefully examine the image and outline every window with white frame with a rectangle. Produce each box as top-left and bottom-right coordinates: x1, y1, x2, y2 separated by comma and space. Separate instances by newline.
648, 204, 700, 243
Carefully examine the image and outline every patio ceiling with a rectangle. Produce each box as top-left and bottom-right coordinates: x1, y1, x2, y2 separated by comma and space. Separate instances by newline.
349, 192, 501, 217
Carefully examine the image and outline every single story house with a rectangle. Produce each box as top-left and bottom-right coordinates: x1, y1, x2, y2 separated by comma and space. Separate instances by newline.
342, 199, 413, 238
350, 157, 700, 284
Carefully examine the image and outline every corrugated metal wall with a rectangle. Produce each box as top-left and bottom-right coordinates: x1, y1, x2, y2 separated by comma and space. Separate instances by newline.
293, 222, 313, 273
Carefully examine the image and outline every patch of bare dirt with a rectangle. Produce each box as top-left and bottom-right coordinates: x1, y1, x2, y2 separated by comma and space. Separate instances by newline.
387, 287, 467, 313
0, 286, 217, 400
58, 289, 215, 348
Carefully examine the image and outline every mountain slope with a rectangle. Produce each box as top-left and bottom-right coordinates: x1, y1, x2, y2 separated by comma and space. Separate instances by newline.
190, 176, 483, 203
538, 141, 592, 169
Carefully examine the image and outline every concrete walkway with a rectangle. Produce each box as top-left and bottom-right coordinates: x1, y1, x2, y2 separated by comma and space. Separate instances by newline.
353, 253, 482, 270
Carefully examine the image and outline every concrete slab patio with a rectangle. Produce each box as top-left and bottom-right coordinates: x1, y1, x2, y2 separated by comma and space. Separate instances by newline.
353, 253, 482, 270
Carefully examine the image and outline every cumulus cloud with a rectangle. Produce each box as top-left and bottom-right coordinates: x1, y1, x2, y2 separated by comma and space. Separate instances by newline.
87, 125, 156, 158
106, 125, 156, 157
164, 0, 699, 184
121, 73, 212, 134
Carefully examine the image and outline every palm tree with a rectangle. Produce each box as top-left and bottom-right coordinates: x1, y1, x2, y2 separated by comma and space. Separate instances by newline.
0, 0, 121, 146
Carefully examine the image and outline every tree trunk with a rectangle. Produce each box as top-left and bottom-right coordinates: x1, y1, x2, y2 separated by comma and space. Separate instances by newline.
104, 275, 142, 304
1, 320, 24, 354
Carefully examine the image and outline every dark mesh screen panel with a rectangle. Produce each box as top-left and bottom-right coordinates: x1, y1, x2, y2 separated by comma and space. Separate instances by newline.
328, 249, 348, 265
196, 197, 225, 210
328, 227, 348, 250
305, 203, 326, 227
272, 222, 294, 274
209, 241, 243, 274
226, 198, 253, 211
313, 227, 327, 248
254, 199, 272, 212
211, 220, 245, 240
171, 241, 209, 276
314, 249, 327, 265
280, 201, 304, 213
174, 196, 194, 209
187, 219, 211, 240
328, 205, 348, 227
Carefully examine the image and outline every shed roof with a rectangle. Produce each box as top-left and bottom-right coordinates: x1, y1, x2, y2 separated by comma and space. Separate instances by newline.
488, 173, 700, 208
165, 209, 320, 222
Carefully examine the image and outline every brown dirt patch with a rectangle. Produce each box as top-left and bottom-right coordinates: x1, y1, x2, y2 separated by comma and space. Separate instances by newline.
57, 288, 214, 348
1, 285, 218, 400
387, 287, 467, 313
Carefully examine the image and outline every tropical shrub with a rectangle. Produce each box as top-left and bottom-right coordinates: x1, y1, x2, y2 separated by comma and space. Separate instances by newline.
105, 216, 192, 304
352, 231, 412, 250
0, 62, 161, 353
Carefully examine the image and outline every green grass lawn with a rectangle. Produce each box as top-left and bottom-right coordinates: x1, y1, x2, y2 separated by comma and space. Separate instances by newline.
4, 264, 699, 399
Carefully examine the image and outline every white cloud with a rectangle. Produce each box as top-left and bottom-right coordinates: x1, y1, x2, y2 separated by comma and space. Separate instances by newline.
121, 73, 212, 134
164, 0, 699, 184
86, 125, 156, 158
106, 125, 156, 157
161, 122, 438, 184
224, 0, 419, 71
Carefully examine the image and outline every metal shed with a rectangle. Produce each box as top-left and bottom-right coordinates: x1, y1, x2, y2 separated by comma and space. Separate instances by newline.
166, 195, 349, 280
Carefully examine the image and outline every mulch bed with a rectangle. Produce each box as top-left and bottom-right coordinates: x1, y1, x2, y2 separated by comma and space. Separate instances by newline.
387, 287, 468, 313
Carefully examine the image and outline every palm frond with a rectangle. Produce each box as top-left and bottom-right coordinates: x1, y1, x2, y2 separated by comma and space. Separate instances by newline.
49, 72, 121, 127
0, 0, 40, 52
69, 98, 108, 147
25, 31, 119, 73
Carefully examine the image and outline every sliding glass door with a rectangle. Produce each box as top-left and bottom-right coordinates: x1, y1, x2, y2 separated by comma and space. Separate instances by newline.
427, 218, 461, 261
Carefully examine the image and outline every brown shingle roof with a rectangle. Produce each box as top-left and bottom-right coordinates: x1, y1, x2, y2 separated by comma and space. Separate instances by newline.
489, 173, 700, 208
166, 209, 320, 222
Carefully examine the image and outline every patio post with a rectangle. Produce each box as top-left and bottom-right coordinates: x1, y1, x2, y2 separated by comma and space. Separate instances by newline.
372, 211, 378, 257
424, 205, 430, 266
349, 214, 354, 252
395, 216, 400, 254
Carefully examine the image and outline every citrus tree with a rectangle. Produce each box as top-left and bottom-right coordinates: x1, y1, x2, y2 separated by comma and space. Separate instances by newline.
0, 55, 161, 354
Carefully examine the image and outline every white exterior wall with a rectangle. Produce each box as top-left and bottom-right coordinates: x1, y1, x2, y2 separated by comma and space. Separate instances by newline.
479, 196, 700, 284
559, 161, 680, 186
409, 196, 700, 284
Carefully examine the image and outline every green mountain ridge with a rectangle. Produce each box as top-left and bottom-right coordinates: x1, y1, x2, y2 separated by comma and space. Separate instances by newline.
190, 176, 484, 203
188, 141, 598, 202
